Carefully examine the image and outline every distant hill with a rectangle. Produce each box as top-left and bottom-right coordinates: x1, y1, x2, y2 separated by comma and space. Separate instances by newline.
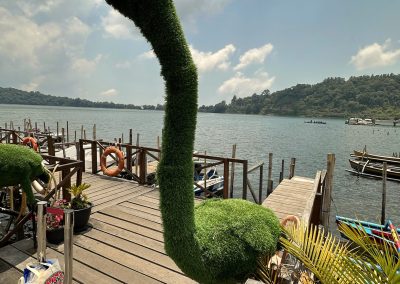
199, 73, 400, 119
0, 87, 164, 110
2, 73, 400, 119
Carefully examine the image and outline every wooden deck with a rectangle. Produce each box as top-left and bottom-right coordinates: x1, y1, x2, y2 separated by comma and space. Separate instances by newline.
262, 176, 318, 224
0, 172, 197, 284
0, 172, 320, 283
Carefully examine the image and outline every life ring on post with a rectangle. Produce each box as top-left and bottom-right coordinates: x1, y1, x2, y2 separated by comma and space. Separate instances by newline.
22, 137, 38, 152
100, 146, 124, 176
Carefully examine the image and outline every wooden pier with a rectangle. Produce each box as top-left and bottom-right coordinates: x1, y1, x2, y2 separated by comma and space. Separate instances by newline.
0, 173, 198, 284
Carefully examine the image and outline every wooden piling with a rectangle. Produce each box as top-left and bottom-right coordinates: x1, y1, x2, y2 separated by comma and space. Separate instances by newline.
267, 153, 273, 196
289, 157, 296, 179
80, 125, 84, 139
381, 162, 387, 225
321, 153, 335, 228
157, 136, 160, 160
66, 121, 69, 143
129, 129, 133, 145
57, 121, 59, 136
93, 124, 96, 140
229, 144, 236, 198
259, 164, 263, 204
279, 159, 284, 183
62, 128, 66, 158
135, 134, 140, 175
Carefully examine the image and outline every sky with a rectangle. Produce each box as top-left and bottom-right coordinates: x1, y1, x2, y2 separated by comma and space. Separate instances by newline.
1, 0, 400, 106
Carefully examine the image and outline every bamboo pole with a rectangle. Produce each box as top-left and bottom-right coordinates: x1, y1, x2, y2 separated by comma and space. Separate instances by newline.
229, 144, 236, 198
381, 162, 387, 225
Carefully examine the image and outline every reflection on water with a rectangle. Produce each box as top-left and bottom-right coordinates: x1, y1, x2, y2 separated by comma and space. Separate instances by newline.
1, 104, 400, 228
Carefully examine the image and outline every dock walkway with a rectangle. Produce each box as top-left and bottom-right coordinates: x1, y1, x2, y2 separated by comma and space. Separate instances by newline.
262, 176, 318, 224
0, 172, 196, 284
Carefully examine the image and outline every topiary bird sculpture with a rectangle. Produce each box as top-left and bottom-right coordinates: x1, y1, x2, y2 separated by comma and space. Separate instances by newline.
0, 144, 49, 204
104, 1, 280, 283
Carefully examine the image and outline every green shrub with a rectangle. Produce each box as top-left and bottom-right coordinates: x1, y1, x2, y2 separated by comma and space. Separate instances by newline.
194, 199, 280, 283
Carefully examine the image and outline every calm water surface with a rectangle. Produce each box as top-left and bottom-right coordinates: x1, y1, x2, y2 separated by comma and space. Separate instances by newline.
1, 104, 400, 227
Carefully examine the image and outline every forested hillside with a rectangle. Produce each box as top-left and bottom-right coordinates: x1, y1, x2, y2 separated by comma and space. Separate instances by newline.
0, 87, 164, 110
2, 73, 400, 119
199, 74, 400, 119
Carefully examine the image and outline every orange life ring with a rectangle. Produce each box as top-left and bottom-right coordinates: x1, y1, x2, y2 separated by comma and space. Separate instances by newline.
100, 146, 124, 176
22, 137, 38, 152
280, 215, 300, 227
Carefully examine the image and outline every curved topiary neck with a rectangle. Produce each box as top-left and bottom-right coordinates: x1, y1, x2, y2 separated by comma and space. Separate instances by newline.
105, 0, 201, 274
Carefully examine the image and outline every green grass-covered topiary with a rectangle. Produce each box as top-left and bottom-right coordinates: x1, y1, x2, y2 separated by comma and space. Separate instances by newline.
105, 1, 280, 283
0, 143, 49, 203
195, 199, 280, 282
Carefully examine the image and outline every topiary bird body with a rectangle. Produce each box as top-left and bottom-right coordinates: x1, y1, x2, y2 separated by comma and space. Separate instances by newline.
0, 144, 49, 203
105, 1, 280, 283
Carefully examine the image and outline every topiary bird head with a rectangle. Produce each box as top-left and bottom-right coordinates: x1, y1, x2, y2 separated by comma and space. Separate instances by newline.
0, 143, 49, 203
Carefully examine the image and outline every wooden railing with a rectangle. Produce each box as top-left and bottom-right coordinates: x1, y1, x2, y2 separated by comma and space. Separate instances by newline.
78, 139, 253, 199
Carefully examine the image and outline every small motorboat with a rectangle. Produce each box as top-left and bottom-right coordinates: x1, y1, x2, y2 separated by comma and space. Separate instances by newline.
193, 161, 224, 197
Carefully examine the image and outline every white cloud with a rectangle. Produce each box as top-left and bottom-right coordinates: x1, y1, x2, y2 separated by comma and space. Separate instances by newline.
20, 76, 46, 92
218, 70, 275, 97
71, 54, 102, 74
234, 43, 274, 71
139, 50, 156, 60
190, 44, 236, 73
350, 39, 400, 70
101, 88, 118, 97
17, 0, 63, 17
101, 9, 140, 40
175, 0, 231, 25
115, 61, 132, 69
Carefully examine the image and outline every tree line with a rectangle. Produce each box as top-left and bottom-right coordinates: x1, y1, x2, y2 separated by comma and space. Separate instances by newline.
0, 87, 164, 111
2, 73, 400, 119
199, 73, 400, 119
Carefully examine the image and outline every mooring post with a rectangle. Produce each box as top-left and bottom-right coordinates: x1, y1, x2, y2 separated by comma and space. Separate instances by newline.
223, 158, 229, 199
66, 121, 69, 143
279, 159, 284, 183
229, 144, 236, 198
64, 209, 74, 284
37, 201, 47, 262
56, 121, 59, 136
93, 124, 96, 140
267, 153, 273, 196
242, 160, 248, 200
321, 153, 335, 228
129, 129, 133, 145
289, 157, 296, 179
259, 164, 263, 204
381, 162, 387, 225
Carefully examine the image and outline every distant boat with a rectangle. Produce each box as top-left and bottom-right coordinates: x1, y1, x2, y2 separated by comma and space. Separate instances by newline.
353, 150, 400, 166
304, 119, 326, 124
346, 118, 374, 125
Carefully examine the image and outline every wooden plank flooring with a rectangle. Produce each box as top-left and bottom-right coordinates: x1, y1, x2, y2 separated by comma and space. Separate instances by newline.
262, 176, 317, 223
0, 172, 196, 284
1, 171, 319, 283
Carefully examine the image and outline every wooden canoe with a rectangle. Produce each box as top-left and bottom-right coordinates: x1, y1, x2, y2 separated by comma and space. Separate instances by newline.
353, 150, 400, 165
349, 159, 400, 179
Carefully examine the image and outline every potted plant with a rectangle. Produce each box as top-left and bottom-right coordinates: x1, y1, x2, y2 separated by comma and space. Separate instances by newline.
68, 183, 92, 232
46, 204, 65, 244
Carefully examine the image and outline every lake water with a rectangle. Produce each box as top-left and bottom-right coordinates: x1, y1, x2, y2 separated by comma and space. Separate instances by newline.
1, 104, 400, 227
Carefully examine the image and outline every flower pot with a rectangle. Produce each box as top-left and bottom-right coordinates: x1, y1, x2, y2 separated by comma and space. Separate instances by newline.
73, 205, 92, 232
46, 227, 64, 244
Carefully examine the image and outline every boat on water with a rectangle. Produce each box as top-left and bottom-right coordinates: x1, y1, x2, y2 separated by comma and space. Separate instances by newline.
346, 118, 374, 125
353, 150, 400, 166
336, 216, 400, 252
348, 159, 400, 180
193, 161, 224, 196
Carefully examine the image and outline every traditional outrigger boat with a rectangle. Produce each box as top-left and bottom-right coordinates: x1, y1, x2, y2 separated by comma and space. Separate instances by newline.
348, 159, 400, 180
336, 216, 400, 252
353, 150, 400, 166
